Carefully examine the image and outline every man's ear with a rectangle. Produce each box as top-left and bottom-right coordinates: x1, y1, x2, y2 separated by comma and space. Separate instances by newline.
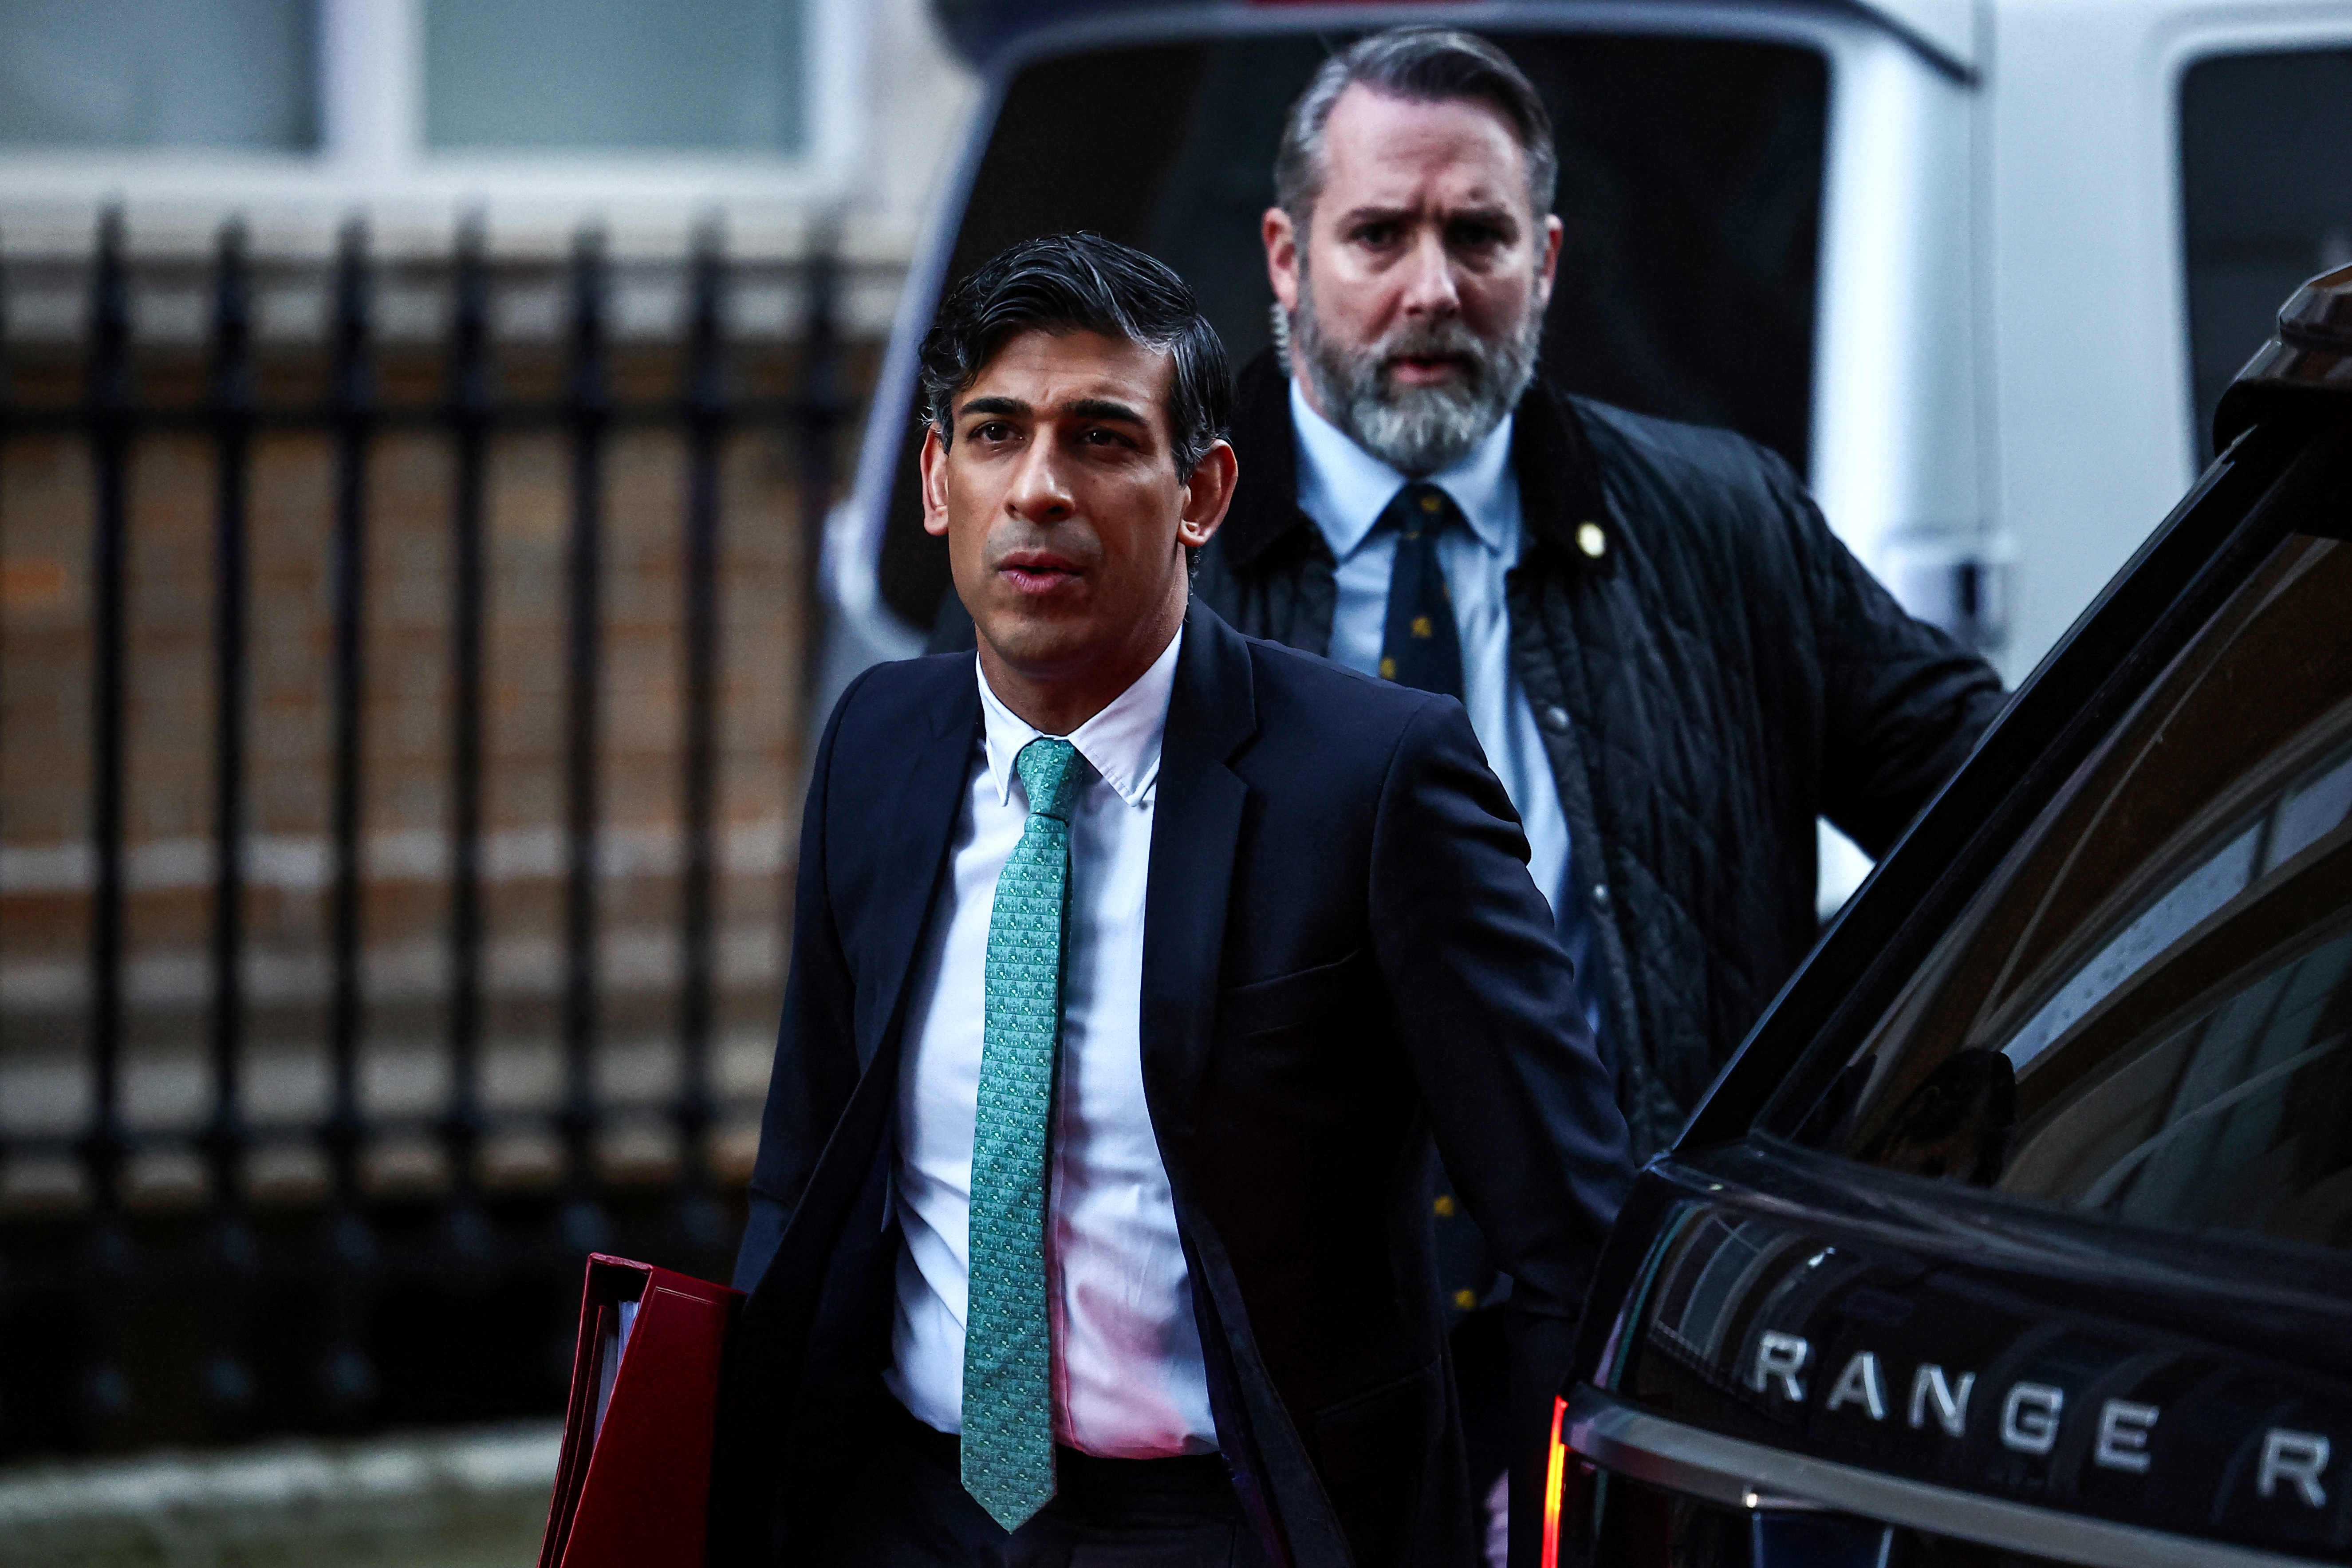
1535, 213, 1564, 311
1177, 439, 1239, 550
1263, 206, 1301, 315
919, 424, 950, 538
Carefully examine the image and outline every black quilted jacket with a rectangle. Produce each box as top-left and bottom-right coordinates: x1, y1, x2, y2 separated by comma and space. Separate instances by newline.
1196, 351, 2006, 1156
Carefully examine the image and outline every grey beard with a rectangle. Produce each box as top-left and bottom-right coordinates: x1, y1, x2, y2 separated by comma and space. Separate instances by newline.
1289, 278, 1542, 477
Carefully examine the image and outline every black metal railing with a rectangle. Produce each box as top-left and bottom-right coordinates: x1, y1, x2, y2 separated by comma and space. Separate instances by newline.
0, 212, 855, 1455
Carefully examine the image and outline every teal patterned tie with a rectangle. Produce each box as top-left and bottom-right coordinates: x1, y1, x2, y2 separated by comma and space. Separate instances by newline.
962, 736, 1084, 1531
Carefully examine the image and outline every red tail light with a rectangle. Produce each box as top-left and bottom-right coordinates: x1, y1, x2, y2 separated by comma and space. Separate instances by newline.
1542, 1395, 1568, 1567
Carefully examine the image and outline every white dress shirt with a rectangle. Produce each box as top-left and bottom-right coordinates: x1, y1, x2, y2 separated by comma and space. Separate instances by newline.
886, 627, 1219, 1457
1290, 378, 1574, 919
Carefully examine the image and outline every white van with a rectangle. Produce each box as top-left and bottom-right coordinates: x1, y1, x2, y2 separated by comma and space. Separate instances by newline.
823, 0, 2352, 888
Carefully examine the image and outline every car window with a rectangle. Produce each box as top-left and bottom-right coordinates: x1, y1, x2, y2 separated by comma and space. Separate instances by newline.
876, 31, 1828, 629
2180, 46, 2352, 463
1784, 502, 2352, 1248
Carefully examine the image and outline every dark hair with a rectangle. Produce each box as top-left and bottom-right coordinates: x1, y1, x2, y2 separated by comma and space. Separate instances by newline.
1274, 28, 1558, 229
918, 232, 1232, 477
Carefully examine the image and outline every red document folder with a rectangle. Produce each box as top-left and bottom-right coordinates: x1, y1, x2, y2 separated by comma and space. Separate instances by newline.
540, 1254, 745, 1568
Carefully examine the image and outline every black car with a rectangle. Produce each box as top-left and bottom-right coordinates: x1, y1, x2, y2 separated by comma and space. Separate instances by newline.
1551, 266, 2352, 1567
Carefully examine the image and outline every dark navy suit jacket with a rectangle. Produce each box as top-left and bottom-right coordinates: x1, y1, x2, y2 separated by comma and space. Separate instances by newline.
709, 600, 1631, 1568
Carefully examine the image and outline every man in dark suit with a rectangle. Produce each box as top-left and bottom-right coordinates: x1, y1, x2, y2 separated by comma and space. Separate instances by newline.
711, 233, 1630, 1568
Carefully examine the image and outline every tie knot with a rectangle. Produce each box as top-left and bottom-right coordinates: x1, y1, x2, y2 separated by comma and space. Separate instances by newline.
1014, 737, 1084, 822
1392, 482, 1458, 542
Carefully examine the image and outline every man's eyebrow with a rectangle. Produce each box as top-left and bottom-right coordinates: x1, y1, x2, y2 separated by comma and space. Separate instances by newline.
1338, 202, 1520, 228
1064, 397, 1150, 427
956, 394, 1030, 420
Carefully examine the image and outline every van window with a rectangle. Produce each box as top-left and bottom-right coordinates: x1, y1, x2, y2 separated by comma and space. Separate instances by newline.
1786, 491, 2352, 1248
0, 0, 318, 150
2180, 47, 2352, 462
877, 32, 1828, 629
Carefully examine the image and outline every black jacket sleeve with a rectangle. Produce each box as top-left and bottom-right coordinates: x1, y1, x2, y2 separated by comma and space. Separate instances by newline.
1364, 696, 1635, 1567
732, 666, 874, 1296
1767, 458, 2008, 858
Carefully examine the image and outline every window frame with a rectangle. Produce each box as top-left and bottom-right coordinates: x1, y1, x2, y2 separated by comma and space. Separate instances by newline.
0, 0, 864, 220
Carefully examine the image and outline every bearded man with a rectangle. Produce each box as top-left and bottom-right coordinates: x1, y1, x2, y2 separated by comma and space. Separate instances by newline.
1199, 26, 2005, 1159
1192, 35, 2004, 1539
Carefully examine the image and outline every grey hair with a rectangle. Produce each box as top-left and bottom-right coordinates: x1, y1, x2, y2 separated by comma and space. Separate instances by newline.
1273, 28, 1559, 232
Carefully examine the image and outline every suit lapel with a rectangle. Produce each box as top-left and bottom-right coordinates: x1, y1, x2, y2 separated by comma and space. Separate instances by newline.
855, 665, 981, 1072
1140, 601, 1258, 1139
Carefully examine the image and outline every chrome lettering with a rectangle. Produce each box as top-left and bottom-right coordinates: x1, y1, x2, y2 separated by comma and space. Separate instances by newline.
2000, 1383, 2064, 1455
1908, 1364, 1974, 1437
2093, 1400, 2158, 1473
1825, 1351, 1887, 1420
1752, 1331, 1810, 1401
2260, 1430, 2331, 1508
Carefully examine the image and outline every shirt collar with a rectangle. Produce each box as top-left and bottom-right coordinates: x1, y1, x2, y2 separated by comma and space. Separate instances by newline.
977, 625, 1182, 810
1288, 375, 1517, 561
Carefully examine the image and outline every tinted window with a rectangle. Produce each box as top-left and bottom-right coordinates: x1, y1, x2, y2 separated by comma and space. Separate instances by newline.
1788, 488, 2352, 1247
424, 0, 807, 152
877, 31, 1828, 628
0, 0, 317, 150
2180, 47, 2352, 462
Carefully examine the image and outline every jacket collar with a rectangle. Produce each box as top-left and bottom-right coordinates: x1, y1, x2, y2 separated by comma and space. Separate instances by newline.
1165, 594, 1260, 761
1137, 598, 1256, 1141
856, 655, 985, 1072
975, 629, 1181, 809
1218, 348, 1306, 570
871, 608, 1255, 1091
1217, 345, 1611, 570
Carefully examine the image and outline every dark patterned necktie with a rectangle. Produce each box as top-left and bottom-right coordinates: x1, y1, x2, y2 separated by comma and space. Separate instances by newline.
1378, 482, 1465, 701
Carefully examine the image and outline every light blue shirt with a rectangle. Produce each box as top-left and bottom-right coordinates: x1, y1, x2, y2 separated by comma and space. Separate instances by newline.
1289, 378, 1573, 922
